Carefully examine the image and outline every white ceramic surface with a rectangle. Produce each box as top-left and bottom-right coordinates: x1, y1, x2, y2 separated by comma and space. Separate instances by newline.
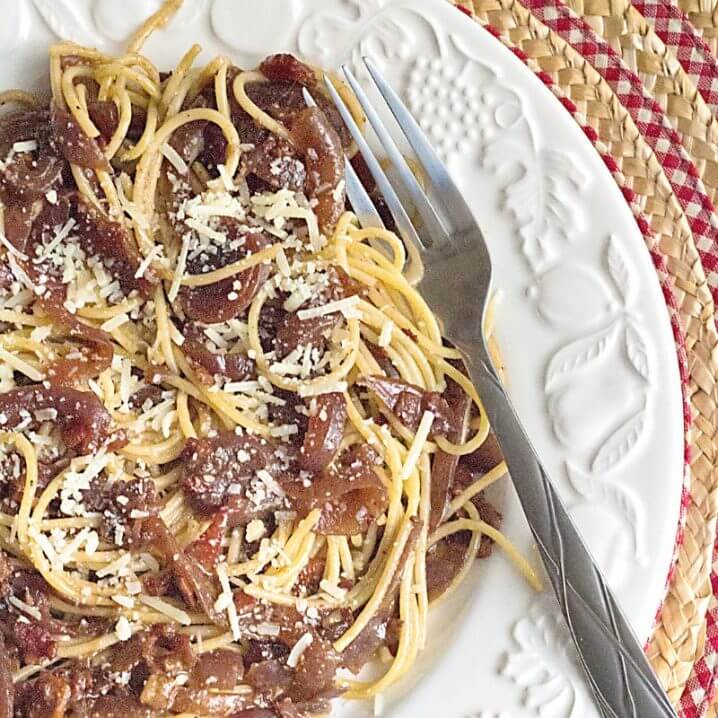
0, 1, 686, 716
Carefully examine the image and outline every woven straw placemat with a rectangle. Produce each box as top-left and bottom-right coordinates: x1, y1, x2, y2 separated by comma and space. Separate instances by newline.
455, 0, 718, 715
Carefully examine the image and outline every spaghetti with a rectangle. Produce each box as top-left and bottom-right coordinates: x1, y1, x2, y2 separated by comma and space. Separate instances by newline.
0, 3, 538, 717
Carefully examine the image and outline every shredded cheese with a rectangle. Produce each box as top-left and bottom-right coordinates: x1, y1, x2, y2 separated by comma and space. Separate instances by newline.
287, 632, 314, 668
139, 596, 192, 625
168, 232, 191, 302
297, 295, 361, 321
401, 410, 435, 481
216, 562, 241, 640
160, 143, 189, 175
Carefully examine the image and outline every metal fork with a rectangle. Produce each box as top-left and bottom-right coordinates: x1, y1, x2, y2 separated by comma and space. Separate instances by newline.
317, 60, 677, 718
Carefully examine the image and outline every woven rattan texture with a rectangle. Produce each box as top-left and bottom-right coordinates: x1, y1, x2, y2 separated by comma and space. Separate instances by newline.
467, 0, 718, 710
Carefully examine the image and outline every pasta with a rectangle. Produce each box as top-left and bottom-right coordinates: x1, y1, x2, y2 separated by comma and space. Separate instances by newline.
0, 3, 538, 717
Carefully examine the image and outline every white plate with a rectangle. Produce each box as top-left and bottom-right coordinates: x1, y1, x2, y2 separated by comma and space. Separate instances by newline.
0, 1, 685, 716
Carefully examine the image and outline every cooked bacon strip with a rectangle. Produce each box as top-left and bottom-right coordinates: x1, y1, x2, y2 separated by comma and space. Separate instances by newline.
299, 392, 346, 473
286, 444, 387, 536
182, 324, 256, 385
50, 105, 109, 171
289, 108, 345, 233
188, 648, 244, 690
0, 384, 124, 453
243, 135, 305, 192
359, 375, 454, 438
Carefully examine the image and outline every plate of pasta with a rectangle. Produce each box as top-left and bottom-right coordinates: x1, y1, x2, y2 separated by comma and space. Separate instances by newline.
0, 1, 686, 717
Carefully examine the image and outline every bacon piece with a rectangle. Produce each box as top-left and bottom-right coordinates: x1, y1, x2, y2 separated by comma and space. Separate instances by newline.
0, 639, 13, 718
243, 135, 306, 192
286, 445, 387, 535
298, 393, 346, 473
0, 385, 123, 453
87, 100, 119, 142
188, 648, 245, 690
429, 371, 472, 531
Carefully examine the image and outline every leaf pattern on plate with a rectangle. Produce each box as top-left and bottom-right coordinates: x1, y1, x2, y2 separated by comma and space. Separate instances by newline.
32, 0, 96, 45
566, 463, 644, 561
502, 596, 586, 717
592, 407, 647, 474
607, 234, 635, 306
544, 322, 619, 392
625, 321, 651, 381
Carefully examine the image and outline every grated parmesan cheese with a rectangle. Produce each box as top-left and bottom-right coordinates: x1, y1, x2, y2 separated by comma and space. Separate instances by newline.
287, 632, 314, 668
297, 295, 361, 321
216, 562, 241, 640
140, 596, 192, 625
115, 616, 133, 641
378, 320, 394, 348
160, 143, 189, 175
168, 232, 190, 302
12, 140, 37, 154
400, 410, 435, 482
319, 579, 347, 601
0, 231, 28, 261
101, 313, 130, 332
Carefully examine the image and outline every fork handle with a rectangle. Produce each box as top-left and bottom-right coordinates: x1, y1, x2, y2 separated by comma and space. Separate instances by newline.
462, 348, 676, 718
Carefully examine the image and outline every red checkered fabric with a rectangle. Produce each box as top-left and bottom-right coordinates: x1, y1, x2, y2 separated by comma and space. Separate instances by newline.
523, 0, 718, 325
633, 0, 718, 115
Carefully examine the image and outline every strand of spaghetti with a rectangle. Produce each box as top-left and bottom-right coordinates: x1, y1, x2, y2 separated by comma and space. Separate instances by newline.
153, 285, 178, 373
214, 60, 230, 120
181, 244, 280, 286
429, 500, 483, 608
2, 432, 37, 547
446, 462, 508, 518
334, 516, 416, 653
122, 100, 159, 161
414, 454, 431, 650
0, 90, 41, 108
127, 0, 183, 53
186, 55, 227, 106
121, 434, 184, 463
160, 44, 202, 118
176, 390, 197, 438
61, 64, 100, 137
431, 518, 542, 591
71, 164, 105, 213
104, 76, 133, 159
94, 63, 162, 102
233, 71, 289, 140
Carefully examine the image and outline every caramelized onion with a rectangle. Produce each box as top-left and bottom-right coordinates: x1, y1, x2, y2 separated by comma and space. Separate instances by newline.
182, 324, 256, 385
287, 444, 387, 535
0, 384, 123, 453
50, 105, 109, 171
359, 375, 454, 437
289, 108, 344, 233
299, 392, 346, 473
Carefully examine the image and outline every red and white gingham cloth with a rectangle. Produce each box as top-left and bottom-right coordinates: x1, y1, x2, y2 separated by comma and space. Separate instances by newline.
454, 0, 714, 714
633, 0, 718, 117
